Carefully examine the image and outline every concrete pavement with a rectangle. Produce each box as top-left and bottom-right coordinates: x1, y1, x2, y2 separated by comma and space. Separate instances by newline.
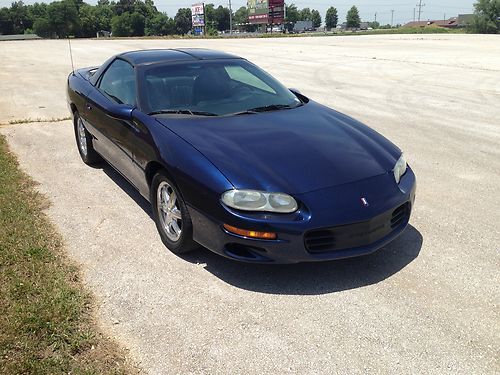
1, 34, 499, 374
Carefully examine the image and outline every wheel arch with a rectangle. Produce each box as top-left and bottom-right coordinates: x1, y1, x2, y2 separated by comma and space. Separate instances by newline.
145, 160, 175, 189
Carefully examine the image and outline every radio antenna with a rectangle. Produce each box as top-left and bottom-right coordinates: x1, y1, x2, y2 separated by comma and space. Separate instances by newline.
68, 37, 75, 75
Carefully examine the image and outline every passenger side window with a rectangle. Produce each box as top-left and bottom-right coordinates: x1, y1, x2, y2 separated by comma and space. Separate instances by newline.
99, 59, 136, 106
224, 65, 276, 94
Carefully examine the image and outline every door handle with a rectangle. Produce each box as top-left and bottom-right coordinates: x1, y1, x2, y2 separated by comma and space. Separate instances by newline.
86, 103, 92, 110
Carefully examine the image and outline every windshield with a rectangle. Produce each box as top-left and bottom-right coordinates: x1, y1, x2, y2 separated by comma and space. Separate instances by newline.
140, 59, 302, 116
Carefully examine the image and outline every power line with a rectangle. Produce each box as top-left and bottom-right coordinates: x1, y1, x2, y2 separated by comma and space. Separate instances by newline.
228, 0, 232, 34
416, 0, 425, 21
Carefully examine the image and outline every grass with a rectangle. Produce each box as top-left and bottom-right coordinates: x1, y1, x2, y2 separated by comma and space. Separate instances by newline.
0, 133, 135, 374
102, 26, 465, 41
2, 117, 71, 126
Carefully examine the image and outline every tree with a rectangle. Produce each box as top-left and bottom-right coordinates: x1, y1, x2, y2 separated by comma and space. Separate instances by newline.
28, 3, 48, 20
368, 21, 380, 29
33, 16, 53, 37
0, 8, 14, 35
346, 5, 361, 29
46, 0, 79, 37
134, 0, 154, 19
174, 7, 191, 35
114, 0, 135, 16
111, 11, 133, 36
204, 3, 215, 27
214, 5, 230, 31
233, 6, 248, 25
9, 1, 32, 34
144, 0, 157, 14
299, 7, 311, 21
285, 3, 299, 24
470, 0, 499, 33
145, 12, 172, 35
78, 3, 98, 37
325, 6, 338, 30
2, 0, 194, 38
93, 4, 114, 31
311, 9, 321, 28
129, 11, 145, 35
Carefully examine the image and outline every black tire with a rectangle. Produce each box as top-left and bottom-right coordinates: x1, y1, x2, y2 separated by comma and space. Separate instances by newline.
73, 111, 101, 165
151, 171, 197, 254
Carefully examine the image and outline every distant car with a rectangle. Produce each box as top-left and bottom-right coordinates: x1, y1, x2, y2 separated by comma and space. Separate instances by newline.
67, 49, 416, 263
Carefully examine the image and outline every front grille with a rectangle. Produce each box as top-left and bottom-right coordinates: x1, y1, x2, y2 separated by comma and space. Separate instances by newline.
305, 203, 410, 254
391, 203, 409, 228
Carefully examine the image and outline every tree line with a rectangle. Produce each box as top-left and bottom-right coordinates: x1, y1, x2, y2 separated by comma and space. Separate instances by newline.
0, 0, 497, 37
0, 0, 319, 37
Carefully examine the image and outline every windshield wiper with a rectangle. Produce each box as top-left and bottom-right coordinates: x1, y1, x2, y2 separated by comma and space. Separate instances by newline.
233, 103, 303, 116
148, 109, 218, 117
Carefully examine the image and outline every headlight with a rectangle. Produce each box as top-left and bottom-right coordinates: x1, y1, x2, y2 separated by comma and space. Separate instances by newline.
393, 154, 408, 184
221, 190, 298, 213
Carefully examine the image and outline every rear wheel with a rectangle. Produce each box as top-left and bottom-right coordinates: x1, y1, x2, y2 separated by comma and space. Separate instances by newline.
74, 112, 101, 165
151, 171, 197, 254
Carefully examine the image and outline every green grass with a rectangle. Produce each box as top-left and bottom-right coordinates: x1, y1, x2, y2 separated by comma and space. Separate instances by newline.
2, 117, 71, 125
103, 26, 465, 41
355, 26, 466, 35
0, 133, 134, 374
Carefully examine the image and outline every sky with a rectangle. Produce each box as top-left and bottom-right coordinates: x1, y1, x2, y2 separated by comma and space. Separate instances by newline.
0, 0, 476, 26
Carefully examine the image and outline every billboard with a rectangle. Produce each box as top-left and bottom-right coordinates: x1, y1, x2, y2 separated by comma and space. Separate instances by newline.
248, 0, 285, 24
191, 3, 205, 27
248, 0, 269, 24
269, 0, 285, 24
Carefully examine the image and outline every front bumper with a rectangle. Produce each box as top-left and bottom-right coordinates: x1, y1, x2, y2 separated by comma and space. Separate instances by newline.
189, 169, 416, 264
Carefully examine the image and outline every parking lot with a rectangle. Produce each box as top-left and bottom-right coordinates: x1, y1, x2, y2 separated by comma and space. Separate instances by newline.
1, 35, 499, 373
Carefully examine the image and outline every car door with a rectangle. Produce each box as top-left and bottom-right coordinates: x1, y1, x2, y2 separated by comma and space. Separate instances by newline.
83, 58, 141, 188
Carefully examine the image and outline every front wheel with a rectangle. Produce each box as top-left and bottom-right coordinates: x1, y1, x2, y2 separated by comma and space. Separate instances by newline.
73, 112, 101, 165
151, 171, 197, 254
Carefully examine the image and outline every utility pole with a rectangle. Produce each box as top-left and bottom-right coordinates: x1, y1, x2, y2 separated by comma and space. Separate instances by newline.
391, 10, 394, 26
203, 3, 206, 36
444, 12, 446, 21
416, 0, 425, 22
228, 0, 232, 34
374, 12, 377, 23
413, 8, 416, 21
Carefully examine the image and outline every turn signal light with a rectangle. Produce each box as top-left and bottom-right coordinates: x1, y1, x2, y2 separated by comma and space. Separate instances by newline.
223, 224, 277, 240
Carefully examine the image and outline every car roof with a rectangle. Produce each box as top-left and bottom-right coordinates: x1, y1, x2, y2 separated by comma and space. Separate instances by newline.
119, 48, 242, 66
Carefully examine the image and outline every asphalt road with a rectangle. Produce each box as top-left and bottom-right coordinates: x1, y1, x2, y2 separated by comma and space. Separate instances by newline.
1, 35, 499, 374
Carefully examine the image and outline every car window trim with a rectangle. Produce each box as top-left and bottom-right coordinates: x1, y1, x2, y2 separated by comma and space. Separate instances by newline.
96, 57, 138, 107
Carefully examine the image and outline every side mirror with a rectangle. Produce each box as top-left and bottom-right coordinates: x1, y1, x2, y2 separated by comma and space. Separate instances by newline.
289, 88, 309, 104
106, 104, 134, 120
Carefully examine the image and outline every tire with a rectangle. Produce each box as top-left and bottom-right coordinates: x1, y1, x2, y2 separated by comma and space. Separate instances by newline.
151, 171, 197, 254
74, 111, 101, 165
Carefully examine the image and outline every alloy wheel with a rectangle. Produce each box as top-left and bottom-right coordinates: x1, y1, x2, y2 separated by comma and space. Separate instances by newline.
77, 118, 88, 156
157, 181, 183, 242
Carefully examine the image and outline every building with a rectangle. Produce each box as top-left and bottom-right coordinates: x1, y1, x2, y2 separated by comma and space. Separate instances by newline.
404, 14, 474, 29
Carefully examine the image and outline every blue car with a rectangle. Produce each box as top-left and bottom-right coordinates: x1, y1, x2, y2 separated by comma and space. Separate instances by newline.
67, 48, 416, 263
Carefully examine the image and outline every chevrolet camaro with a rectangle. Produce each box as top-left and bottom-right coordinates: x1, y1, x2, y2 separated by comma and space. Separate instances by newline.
67, 48, 416, 263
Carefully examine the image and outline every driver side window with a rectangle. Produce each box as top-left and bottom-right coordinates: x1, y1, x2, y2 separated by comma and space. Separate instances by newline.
99, 59, 136, 106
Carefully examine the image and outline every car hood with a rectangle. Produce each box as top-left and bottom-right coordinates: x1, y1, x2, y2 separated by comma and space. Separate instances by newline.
155, 102, 401, 194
